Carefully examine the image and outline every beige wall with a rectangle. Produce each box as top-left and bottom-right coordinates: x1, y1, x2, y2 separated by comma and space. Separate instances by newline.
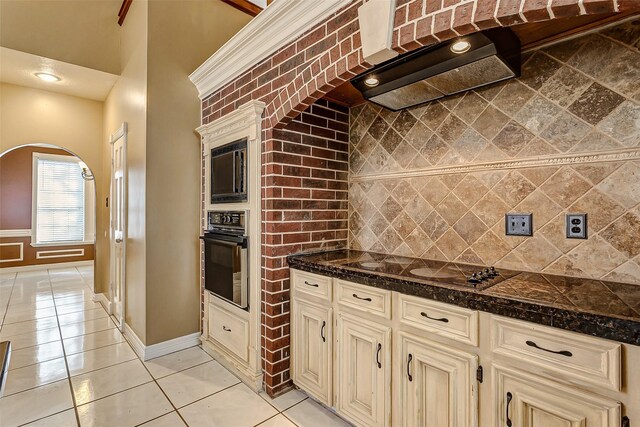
0, 83, 105, 285
102, 0, 149, 342
144, 0, 250, 345
100, 0, 249, 345
0, 0, 121, 74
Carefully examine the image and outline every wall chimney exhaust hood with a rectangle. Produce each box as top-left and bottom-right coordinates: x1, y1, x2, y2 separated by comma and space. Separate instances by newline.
352, 29, 521, 111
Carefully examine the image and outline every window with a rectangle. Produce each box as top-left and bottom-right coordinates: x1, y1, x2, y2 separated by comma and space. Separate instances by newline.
32, 153, 85, 245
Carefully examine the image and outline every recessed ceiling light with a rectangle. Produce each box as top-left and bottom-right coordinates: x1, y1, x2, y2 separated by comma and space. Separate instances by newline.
35, 72, 61, 82
450, 40, 471, 54
364, 76, 379, 87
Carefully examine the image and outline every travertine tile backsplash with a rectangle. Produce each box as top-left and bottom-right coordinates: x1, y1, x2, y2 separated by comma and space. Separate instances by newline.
348, 20, 640, 285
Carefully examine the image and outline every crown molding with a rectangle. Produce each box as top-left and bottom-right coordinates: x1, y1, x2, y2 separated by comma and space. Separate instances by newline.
350, 147, 640, 182
197, 100, 265, 142
189, 0, 353, 100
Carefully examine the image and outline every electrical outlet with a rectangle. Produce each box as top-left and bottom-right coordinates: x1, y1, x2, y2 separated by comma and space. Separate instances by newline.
566, 213, 587, 239
505, 213, 533, 236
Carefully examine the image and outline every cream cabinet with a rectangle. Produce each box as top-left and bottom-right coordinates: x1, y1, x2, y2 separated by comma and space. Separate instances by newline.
494, 365, 621, 427
289, 269, 637, 427
396, 331, 478, 427
336, 313, 391, 427
291, 298, 333, 406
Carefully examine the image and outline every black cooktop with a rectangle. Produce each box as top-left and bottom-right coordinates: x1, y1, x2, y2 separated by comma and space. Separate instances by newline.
342, 252, 517, 291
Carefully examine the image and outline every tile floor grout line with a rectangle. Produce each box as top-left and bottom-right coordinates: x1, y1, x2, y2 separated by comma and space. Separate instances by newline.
66, 351, 139, 379
173, 381, 242, 411
7, 352, 65, 373
132, 410, 179, 427
0, 274, 20, 326
48, 268, 83, 427
146, 357, 216, 381
2, 356, 68, 396
74, 378, 156, 408
15, 402, 74, 427
63, 337, 127, 357
1, 309, 109, 335
130, 337, 193, 426
0, 325, 118, 353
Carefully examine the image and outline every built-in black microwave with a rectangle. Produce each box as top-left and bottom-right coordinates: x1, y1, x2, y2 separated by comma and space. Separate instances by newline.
210, 138, 247, 203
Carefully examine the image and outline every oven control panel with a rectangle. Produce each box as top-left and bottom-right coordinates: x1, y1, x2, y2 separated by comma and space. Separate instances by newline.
208, 211, 245, 230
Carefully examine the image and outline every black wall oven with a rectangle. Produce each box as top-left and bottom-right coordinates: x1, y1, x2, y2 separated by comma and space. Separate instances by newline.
210, 138, 247, 204
201, 211, 248, 309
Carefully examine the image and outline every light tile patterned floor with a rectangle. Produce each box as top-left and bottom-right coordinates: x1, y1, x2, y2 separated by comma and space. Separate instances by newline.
0, 266, 351, 426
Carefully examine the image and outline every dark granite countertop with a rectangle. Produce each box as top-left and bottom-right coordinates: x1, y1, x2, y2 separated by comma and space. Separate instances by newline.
287, 249, 640, 346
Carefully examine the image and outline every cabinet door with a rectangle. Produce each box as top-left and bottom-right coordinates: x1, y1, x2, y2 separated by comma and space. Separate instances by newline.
336, 312, 391, 427
291, 299, 332, 406
396, 332, 478, 427
494, 365, 620, 427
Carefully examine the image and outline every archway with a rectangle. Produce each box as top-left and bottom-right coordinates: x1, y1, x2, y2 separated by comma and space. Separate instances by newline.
0, 143, 97, 294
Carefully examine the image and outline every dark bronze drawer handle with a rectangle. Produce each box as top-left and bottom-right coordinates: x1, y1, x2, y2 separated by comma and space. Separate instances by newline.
407, 353, 413, 382
304, 281, 319, 287
376, 343, 382, 369
526, 340, 573, 357
353, 293, 372, 302
506, 392, 513, 427
222, 326, 231, 332
420, 311, 449, 323
321, 321, 326, 343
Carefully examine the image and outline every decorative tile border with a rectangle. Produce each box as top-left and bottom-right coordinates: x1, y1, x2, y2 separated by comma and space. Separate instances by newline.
351, 147, 640, 182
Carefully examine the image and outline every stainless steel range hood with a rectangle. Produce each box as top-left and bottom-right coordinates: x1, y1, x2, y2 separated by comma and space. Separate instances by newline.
352, 29, 521, 111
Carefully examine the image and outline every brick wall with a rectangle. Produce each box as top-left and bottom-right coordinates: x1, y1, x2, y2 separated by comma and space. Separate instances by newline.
261, 99, 349, 395
200, 0, 633, 396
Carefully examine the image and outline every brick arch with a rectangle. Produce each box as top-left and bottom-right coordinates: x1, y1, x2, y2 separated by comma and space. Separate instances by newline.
263, 0, 630, 131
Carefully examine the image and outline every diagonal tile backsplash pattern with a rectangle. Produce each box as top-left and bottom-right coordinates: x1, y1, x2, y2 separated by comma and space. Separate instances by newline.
348, 20, 640, 285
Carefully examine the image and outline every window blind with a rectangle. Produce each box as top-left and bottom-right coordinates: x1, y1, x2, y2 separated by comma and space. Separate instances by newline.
36, 157, 85, 244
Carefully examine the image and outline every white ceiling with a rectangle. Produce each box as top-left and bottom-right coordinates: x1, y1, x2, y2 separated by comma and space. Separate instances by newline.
0, 47, 119, 101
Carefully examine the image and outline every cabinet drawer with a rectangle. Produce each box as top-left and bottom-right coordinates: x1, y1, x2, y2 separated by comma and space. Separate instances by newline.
291, 269, 332, 302
209, 305, 249, 363
397, 294, 478, 346
491, 316, 621, 391
335, 279, 391, 319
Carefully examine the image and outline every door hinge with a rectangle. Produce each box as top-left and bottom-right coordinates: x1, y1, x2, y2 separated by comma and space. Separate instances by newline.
622, 416, 630, 427
476, 365, 483, 383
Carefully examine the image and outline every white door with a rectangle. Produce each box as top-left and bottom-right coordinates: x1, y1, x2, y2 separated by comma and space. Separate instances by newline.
291, 299, 332, 406
336, 312, 391, 427
110, 123, 127, 330
494, 365, 620, 427
396, 332, 478, 427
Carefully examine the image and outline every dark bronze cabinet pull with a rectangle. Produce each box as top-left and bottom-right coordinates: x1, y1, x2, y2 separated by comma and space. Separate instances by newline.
506, 392, 513, 427
376, 343, 382, 368
420, 311, 449, 323
407, 353, 413, 382
304, 281, 319, 287
526, 340, 573, 357
222, 326, 231, 332
353, 293, 372, 302
321, 321, 326, 343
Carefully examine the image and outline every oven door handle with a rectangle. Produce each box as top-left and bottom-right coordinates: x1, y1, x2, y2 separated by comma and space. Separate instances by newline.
200, 233, 248, 248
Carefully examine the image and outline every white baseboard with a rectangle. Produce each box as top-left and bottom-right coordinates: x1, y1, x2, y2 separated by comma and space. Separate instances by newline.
0, 260, 94, 273
123, 323, 146, 359
145, 332, 202, 360
123, 323, 201, 361
92, 293, 112, 314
